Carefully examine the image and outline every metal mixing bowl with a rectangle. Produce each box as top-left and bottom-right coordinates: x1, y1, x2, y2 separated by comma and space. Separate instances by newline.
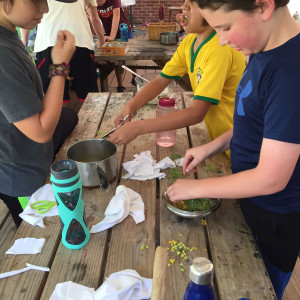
160, 32, 179, 45
163, 191, 221, 218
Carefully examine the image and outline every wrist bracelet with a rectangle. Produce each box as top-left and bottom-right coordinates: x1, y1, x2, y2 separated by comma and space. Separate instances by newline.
49, 63, 71, 80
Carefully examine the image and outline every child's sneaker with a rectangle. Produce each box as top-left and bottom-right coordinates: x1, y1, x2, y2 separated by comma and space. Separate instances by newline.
117, 86, 126, 92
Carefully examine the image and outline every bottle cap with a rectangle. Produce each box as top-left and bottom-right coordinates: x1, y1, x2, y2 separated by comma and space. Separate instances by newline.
159, 97, 175, 107
189, 257, 214, 285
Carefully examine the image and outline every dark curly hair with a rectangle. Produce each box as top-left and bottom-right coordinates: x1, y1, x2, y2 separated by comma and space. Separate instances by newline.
195, 0, 289, 12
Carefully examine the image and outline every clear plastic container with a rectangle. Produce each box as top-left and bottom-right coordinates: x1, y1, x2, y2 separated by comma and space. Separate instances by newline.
156, 97, 177, 147
135, 73, 174, 104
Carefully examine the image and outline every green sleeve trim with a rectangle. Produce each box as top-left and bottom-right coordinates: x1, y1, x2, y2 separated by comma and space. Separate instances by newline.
160, 72, 181, 80
193, 95, 219, 105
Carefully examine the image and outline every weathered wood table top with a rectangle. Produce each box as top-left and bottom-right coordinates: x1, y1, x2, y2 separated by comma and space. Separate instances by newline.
94, 38, 192, 92
94, 39, 178, 62
0, 92, 276, 300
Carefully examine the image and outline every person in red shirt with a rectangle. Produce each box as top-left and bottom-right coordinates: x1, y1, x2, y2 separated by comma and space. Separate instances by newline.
97, 0, 134, 92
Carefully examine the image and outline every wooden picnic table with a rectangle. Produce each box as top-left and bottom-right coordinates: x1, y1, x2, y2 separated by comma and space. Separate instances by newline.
0, 92, 276, 299
94, 38, 192, 92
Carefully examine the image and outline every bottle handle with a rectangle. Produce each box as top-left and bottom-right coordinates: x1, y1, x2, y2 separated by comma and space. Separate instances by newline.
96, 164, 109, 192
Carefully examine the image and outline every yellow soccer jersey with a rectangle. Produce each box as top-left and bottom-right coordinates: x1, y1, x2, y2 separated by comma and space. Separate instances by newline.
161, 32, 245, 142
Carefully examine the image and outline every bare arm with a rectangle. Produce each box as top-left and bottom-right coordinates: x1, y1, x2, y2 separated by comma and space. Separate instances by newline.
106, 7, 120, 41
109, 96, 211, 145
182, 129, 233, 174
87, 5, 105, 46
20, 28, 29, 47
167, 138, 300, 202
13, 31, 75, 143
114, 75, 172, 125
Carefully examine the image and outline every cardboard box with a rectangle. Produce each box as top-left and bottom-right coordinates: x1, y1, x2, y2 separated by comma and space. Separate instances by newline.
100, 42, 129, 56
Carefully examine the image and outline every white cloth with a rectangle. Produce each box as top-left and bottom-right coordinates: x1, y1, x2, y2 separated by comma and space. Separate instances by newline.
50, 270, 152, 300
6, 238, 46, 255
34, 0, 96, 52
19, 184, 58, 228
174, 157, 184, 167
0, 263, 50, 280
122, 151, 175, 180
90, 186, 144, 233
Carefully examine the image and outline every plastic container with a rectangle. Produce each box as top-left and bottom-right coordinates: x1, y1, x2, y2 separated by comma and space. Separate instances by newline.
156, 97, 177, 147
183, 257, 216, 300
50, 159, 90, 250
135, 73, 173, 104
119, 23, 129, 42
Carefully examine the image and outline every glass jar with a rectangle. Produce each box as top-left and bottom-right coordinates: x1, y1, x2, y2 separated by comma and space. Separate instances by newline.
156, 97, 177, 147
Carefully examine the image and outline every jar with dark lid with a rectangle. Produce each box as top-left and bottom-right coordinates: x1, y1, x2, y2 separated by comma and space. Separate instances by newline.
183, 257, 216, 300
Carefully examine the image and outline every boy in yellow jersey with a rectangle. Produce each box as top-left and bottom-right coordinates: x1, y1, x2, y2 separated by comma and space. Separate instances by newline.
110, 0, 245, 159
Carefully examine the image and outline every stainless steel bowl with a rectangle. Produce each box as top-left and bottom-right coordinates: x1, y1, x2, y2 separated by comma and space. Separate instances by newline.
160, 32, 179, 45
163, 191, 221, 218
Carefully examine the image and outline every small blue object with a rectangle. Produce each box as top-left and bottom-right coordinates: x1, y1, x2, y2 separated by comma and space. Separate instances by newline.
119, 23, 129, 42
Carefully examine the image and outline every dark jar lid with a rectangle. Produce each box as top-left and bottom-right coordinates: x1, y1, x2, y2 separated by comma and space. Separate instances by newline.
159, 97, 175, 107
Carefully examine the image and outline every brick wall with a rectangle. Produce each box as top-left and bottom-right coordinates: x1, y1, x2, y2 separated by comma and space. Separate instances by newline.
123, 0, 182, 24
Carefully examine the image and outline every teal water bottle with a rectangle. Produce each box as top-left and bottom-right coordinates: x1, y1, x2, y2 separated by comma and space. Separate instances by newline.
50, 160, 90, 250
119, 23, 129, 42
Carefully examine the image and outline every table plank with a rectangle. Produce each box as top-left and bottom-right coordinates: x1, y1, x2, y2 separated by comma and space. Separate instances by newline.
94, 39, 178, 62
0, 93, 110, 300
104, 99, 157, 279
158, 93, 209, 299
40, 93, 128, 299
183, 92, 276, 299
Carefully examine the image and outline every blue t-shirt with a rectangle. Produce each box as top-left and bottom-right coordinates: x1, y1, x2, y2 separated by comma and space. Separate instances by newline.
230, 33, 300, 214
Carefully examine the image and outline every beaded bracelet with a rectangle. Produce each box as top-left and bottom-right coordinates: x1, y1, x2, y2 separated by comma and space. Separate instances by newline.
48, 63, 71, 80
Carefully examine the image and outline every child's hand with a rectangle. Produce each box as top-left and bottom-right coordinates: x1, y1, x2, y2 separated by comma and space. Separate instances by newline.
183, 145, 210, 175
109, 121, 139, 145
167, 179, 199, 202
105, 36, 115, 42
175, 13, 183, 24
114, 109, 132, 126
51, 30, 75, 64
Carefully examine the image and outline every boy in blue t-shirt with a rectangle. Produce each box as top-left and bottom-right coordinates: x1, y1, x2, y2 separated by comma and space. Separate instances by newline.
167, 0, 300, 298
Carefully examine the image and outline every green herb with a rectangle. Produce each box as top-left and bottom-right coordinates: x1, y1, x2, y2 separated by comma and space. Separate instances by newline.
169, 153, 182, 161
183, 198, 214, 211
203, 162, 216, 172
168, 168, 185, 185
97, 130, 107, 137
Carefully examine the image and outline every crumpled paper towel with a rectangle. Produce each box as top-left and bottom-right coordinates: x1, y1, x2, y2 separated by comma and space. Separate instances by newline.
90, 185, 145, 233
49, 269, 152, 300
19, 184, 58, 228
6, 238, 46, 255
122, 150, 175, 180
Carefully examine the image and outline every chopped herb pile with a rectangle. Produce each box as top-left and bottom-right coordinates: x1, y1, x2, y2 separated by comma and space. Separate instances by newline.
175, 198, 214, 211
169, 153, 182, 161
168, 168, 185, 185
203, 162, 216, 172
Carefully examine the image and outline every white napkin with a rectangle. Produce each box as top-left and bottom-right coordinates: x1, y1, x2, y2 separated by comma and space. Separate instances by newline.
49, 269, 152, 300
6, 238, 46, 255
174, 157, 184, 167
90, 186, 144, 233
122, 151, 175, 180
0, 263, 50, 280
95, 269, 152, 300
19, 184, 58, 228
